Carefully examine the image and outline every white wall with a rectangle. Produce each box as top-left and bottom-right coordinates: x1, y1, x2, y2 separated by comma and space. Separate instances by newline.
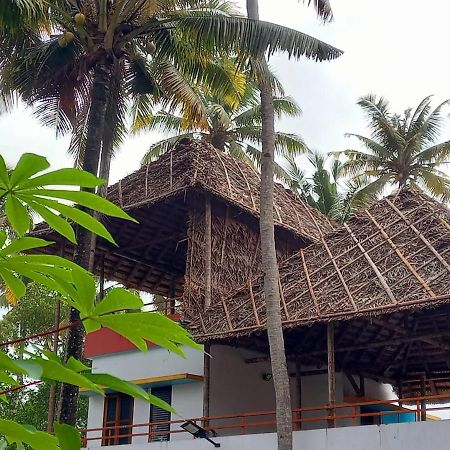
85, 420, 450, 450
170, 383, 204, 440
86, 396, 104, 444
90, 346, 204, 381
208, 345, 356, 432
343, 375, 395, 401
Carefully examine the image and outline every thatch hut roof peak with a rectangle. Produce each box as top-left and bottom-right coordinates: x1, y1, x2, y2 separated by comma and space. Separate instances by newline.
106, 139, 335, 243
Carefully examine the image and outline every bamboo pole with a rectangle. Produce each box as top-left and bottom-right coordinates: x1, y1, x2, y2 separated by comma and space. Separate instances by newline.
327, 323, 336, 428
420, 374, 427, 421
203, 344, 211, 429
203, 197, 212, 427
204, 197, 212, 309
295, 358, 302, 430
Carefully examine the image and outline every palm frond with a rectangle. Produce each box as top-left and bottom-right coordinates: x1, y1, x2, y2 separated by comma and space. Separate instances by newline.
418, 168, 450, 202
415, 140, 450, 164
303, 0, 334, 22
228, 140, 257, 168
274, 132, 307, 157
234, 96, 301, 126
135, 111, 185, 134
153, 59, 209, 128
344, 133, 390, 159
172, 14, 342, 62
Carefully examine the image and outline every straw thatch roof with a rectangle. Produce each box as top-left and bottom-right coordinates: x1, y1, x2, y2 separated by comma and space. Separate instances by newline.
188, 187, 450, 396
105, 139, 335, 243
191, 188, 450, 338
31, 139, 333, 297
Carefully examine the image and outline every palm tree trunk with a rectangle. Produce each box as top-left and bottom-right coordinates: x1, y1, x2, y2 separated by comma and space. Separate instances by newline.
47, 299, 61, 432
246, 2, 293, 449
58, 58, 112, 426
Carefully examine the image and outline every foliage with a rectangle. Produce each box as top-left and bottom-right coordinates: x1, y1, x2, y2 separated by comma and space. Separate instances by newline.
0, 152, 200, 449
0, 283, 67, 347
0, 0, 341, 166
335, 95, 450, 201
0, 383, 88, 434
284, 152, 374, 222
137, 82, 307, 183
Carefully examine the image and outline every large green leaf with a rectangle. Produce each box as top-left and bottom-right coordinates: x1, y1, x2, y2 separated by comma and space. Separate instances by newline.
0, 420, 59, 450
54, 423, 81, 450
0, 153, 136, 244
91, 312, 201, 355
92, 288, 143, 316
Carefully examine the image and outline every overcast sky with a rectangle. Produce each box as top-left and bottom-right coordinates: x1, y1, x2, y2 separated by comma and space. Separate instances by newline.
1, 0, 450, 183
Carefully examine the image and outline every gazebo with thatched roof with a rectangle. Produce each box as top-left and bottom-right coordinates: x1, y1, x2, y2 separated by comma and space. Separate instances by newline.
191, 187, 450, 400
32, 139, 334, 315
32, 140, 450, 430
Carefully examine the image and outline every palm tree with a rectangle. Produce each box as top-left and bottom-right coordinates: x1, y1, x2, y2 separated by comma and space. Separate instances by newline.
337, 95, 450, 201
137, 85, 306, 176
246, 2, 336, 450
285, 152, 374, 222
1, 0, 341, 426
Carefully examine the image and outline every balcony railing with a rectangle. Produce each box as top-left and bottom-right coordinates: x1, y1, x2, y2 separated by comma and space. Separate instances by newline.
81, 393, 450, 447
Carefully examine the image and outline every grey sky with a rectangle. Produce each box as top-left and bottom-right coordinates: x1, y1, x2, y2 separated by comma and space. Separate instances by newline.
1, 0, 450, 183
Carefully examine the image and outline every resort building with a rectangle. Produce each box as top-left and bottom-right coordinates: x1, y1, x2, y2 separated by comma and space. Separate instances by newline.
35, 140, 450, 449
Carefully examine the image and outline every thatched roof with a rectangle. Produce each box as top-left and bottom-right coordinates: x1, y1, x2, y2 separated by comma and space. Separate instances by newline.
31, 139, 333, 297
191, 188, 450, 338
105, 139, 335, 243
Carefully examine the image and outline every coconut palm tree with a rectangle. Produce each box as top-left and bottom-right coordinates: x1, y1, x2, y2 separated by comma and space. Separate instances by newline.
284, 152, 374, 222
137, 85, 306, 178
0, 0, 341, 426
245, 1, 336, 449
336, 95, 450, 201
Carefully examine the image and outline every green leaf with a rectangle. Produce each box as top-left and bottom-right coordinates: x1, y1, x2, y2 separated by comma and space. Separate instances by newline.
84, 374, 175, 413
94, 312, 201, 355
0, 268, 26, 299
92, 288, 143, 316
24, 358, 102, 394
1, 237, 50, 255
31, 190, 138, 223
71, 270, 96, 316
4, 195, 30, 235
0, 155, 9, 187
0, 351, 29, 376
31, 197, 116, 244
9, 153, 49, 188
83, 319, 101, 334
65, 357, 90, 373
0, 232, 7, 248
25, 198, 77, 243
0, 372, 18, 386
54, 423, 81, 450
19, 168, 103, 190
0, 419, 59, 450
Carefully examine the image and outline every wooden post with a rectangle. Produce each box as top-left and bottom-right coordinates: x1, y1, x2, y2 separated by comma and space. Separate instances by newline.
203, 344, 211, 429
359, 375, 365, 397
398, 379, 403, 408
99, 252, 105, 300
295, 358, 302, 430
420, 374, 427, 421
203, 196, 212, 428
204, 197, 212, 309
327, 322, 336, 428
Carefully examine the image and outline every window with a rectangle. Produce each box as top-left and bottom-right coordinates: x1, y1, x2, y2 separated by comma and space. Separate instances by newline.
149, 386, 172, 442
102, 393, 134, 446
